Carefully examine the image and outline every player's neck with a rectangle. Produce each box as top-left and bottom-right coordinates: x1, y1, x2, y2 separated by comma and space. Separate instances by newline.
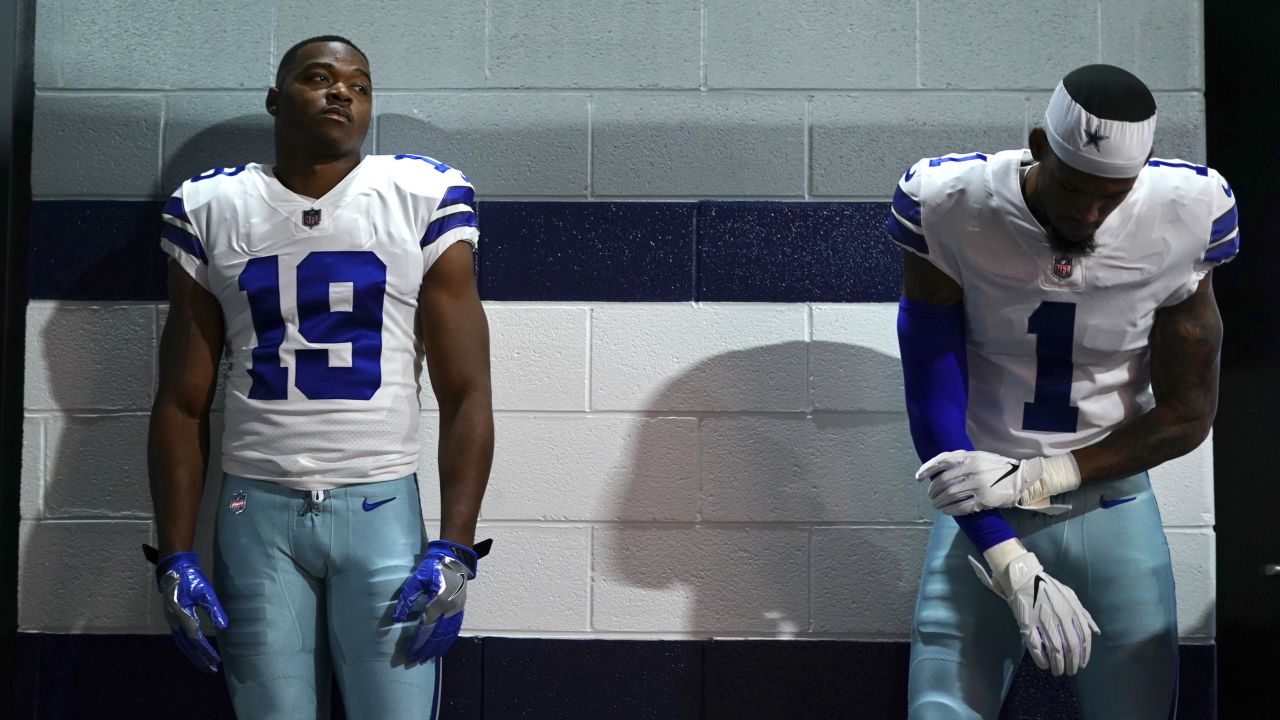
273, 153, 363, 200
1021, 164, 1050, 229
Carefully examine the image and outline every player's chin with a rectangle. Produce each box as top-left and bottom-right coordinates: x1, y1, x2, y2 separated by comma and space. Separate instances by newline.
1047, 229, 1098, 258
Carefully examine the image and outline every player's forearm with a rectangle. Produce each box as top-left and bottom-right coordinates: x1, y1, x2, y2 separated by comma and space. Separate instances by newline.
148, 402, 211, 556
435, 390, 493, 548
1071, 404, 1213, 484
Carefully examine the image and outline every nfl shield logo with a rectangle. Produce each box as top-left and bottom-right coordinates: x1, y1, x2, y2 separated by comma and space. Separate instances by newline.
302, 208, 322, 228
229, 491, 248, 515
1052, 256, 1074, 280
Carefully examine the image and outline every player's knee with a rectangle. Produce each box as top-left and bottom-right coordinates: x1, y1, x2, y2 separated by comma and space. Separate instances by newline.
908, 695, 985, 720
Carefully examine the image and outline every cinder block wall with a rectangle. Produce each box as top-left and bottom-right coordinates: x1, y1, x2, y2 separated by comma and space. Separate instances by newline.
21, 0, 1214, 644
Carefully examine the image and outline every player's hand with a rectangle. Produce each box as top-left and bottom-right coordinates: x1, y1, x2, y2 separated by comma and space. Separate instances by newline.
392, 539, 488, 662
155, 552, 229, 674
916, 450, 1079, 515
969, 550, 1100, 676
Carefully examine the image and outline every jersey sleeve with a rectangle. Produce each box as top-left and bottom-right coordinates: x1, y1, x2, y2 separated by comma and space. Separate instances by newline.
1199, 168, 1240, 270
421, 174, 479, 272
158, 185, 210, 290
885, 157, 964, 284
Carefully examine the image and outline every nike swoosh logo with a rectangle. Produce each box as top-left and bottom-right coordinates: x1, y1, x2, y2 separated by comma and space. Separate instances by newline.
1033, 576, 1045, 606
991, 462, 1020, 487
1099, 495, 1136, 509
904, 167, 917, 182
1222, 183, 1233, 198
362, 497, 396, 512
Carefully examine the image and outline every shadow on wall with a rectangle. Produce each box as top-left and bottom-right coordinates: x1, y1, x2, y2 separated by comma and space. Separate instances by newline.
601, 340, 932, 641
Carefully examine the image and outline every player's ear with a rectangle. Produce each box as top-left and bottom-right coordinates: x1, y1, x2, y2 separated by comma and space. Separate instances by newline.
1028, 127, 1047, 162
265, 88, 279, 117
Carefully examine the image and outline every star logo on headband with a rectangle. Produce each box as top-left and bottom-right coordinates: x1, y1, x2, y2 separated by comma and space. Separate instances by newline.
1083, 124, 1110, 152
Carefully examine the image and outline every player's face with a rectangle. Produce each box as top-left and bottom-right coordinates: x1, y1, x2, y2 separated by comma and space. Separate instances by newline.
273, 42, 372, 158
1037, 152, 1138, 256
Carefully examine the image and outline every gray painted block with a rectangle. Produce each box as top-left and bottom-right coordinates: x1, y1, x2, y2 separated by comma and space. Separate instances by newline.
488, 0, 700, 88
21, 417, 44, 520
32, 94, 164, 198
593, 94, 806, 196
1029, 91, 1204, 164
34, 0, 62, 87
44, 415, 151, 517
274, 1, 486, 88
705, 0, 916, 89
1102, 0, 1203, 90
919, 0, 1099, 89
57, 0, 272, 89
811, 93, 1027, 197
24, 304, 157, 411
162, 93, 276, 194
811, 526, 930, 634
377, 94, 589, 196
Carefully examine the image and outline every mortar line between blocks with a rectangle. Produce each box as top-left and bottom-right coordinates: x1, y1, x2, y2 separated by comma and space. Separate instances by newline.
586, 525, 595, 631
156, 98, 167, 195
803, 96, 812, 200
586, 95, 594, 199
484, 0, 492, 83
584, 308, 593, 411
915, 0, 922, 88
1096, 2, 1103, 63
804, 304, 814, 412
699, 0, 707, 92
807, 526, 816, 632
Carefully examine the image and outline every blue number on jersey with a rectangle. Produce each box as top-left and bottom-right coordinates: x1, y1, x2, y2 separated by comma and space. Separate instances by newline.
238, 251, 387, 401
394, 154, 471, 182
1147, 159, 1208, 176
190, 166, 248, 183
1022, 301, 1080, 433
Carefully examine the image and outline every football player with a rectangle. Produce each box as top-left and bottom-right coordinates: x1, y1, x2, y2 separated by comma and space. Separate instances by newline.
891, 64, 1235, 718
147, 35, 494, 719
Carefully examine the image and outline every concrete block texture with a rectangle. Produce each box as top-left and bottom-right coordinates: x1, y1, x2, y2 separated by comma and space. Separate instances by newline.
699, 415, 923, 523
919, 0, 1099, 89
591, 526, 810, 633
810, 526, 931, 634
810, 304, 904, 411
590, 305, 808, 412
22, 417, 44, 520
19, 520, 155, 632
32, 94, 164, 198
488, 0, 700, 89
376, 94, 589, 197
592, 94, 806, 197
1101, 0, 1203, 90
43, 414, 151, 518
162, 93, 277, 194
462, 525, 592, 632
704, 0, 916, 89
420, 414, 698, 522
1150, 434, 1214, 527
810, 93, 1028, 197
274, 1, 486, 89
55, 0, 272, 89
1166, 529, 1215, 639
34, 0, 62, 87
1029, 92, 1205, 165
24, 303, 157, 411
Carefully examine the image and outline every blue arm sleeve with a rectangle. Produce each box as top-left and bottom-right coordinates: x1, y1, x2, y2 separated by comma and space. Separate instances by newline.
897, 297, 1017, 551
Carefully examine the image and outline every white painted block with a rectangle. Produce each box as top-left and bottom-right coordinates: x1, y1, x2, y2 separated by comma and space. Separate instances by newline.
419, 414, 698, 522
591, 304, 808, 411
24, 303, 156, 411
44, 414, 151, 517
1166, 529, 1216, 640
461, 525, 592, 632
19, 520, 155, 633
21, 416, 44, 520
700, 415, 924, 522
591, 526, 810, 633
1150, 433, 1214, 527
810, 304, 904, 412
811, 527, 931, 635
421, 305, 590, 412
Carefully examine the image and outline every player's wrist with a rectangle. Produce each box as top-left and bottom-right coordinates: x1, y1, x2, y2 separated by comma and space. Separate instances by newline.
981, 538, 1027, 577
1020, 453, 1082, 504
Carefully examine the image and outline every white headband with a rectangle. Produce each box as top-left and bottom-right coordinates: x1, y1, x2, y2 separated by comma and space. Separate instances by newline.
1043, 81, 1156, 179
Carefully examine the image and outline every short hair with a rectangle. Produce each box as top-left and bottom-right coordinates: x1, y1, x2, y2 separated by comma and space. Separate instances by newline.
275, 35, 369, 88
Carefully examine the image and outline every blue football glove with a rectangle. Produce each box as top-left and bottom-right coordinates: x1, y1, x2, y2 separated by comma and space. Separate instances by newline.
155, 551, 229, 673
392, 539, 490, 662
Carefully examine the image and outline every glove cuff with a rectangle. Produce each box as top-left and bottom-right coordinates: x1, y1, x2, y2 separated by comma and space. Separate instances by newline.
155, 551, 201, 588
428, 540, 479, 575
1019, 453, 1081, 504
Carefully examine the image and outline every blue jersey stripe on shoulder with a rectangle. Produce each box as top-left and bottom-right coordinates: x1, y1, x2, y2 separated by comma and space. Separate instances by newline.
438, 186, 475, 211
891, 186, 921, 227
928, 153, 987, 167
422, 211, 478, 247
1211, 204, 1238, 243
162, 196, 188, 223
161, 223, 207, 264
1147, 159, 1209, 176
1204, 234, 1240, 264
886, 213, 927, 255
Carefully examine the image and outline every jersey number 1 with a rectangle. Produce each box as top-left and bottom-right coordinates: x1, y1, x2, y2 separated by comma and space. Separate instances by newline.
238, 251, 387, 401
1022, 301, 1080, 433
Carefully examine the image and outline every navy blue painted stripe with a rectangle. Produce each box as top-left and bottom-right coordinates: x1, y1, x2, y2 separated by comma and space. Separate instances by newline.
891, 186, 921, 226
1211, 204, 1238, 243
886, 213, 928, 255
29, 200, 910, 302
161, 196, 189, 223
161, 223, 208, 264
1204, 234, 1240, 264
421, 210, 478, 247
438, 185, 475, 211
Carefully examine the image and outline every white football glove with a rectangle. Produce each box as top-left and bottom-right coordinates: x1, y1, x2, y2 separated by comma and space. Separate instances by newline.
916, 450, 1080, 515
970, 550, 1100, 676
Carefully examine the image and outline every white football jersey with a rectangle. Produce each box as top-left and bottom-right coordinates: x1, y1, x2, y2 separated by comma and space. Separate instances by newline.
159, 154, 479, 489
889, 149, 1238, 457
